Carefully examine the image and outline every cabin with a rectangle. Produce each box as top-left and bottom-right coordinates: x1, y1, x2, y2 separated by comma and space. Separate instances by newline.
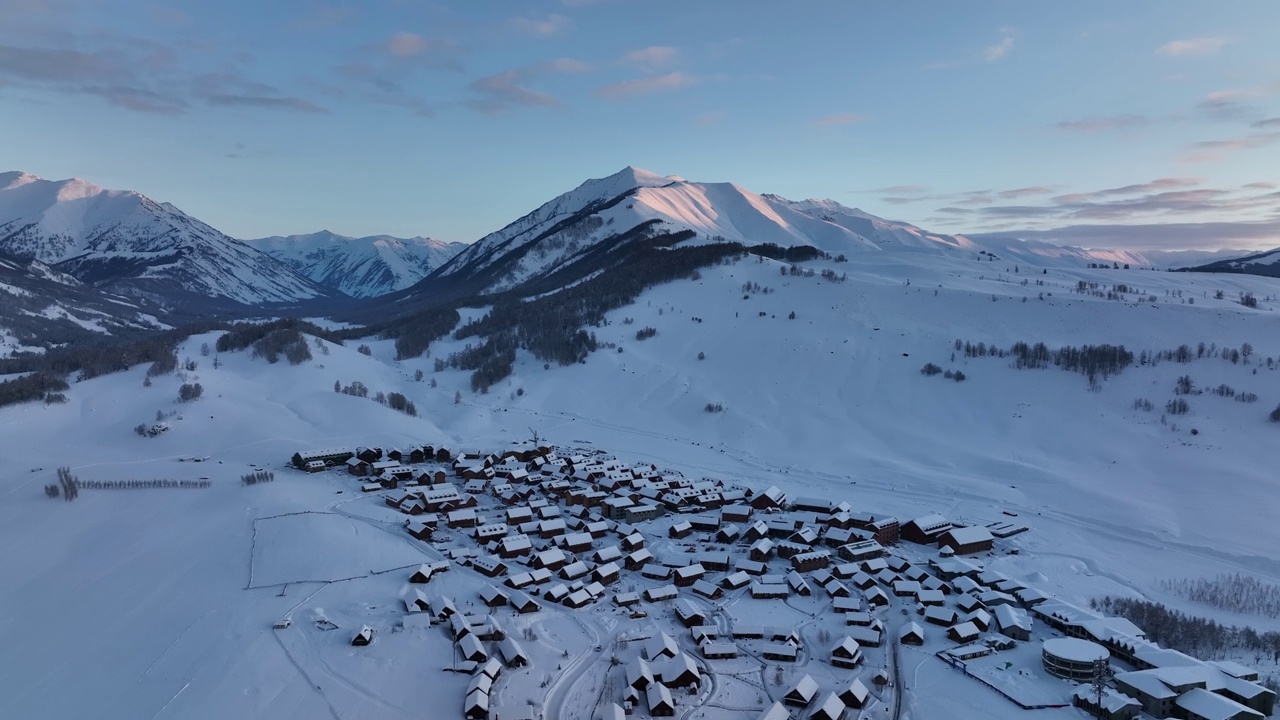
668, 521, 694, 539
784, 674, 819, 706
899, 622, 925, 646
507, 591, 541, 614
830, 636, 863, 668
626, 657, 654, 690
646, 683, 675, 717
751, 582, 789, 599
653, 653, 701, 688
947, 621, 981, 643
792, 549, 831, 572
810, 692, 846, 720
463, 690, 489, 720
762, 642, 799, 662
625, 548, 654, 571
938, 526, 995, 555
673, 564, 706, 587
840, 678, 871, 709
750, 485, 787, 510
645, 632, 680, 661
901, 514, 953, 544
699, 640, 738, 659
758, 703, 791, 720
351, 625, 374, 646
691, 580, 723, 601
994, 605, 1032, 641
409, 564, 434, 583
645, 585, 679, 603
479, 586, 508, 607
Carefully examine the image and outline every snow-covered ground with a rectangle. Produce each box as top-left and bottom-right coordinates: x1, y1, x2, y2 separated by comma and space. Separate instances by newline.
2, 252, 1279, 720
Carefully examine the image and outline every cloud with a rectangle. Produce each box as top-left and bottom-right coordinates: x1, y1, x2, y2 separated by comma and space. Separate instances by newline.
1156, 36, 1229, 57
0, 40, 330, 116
1253, 117, 1280, 129
508, 14, 569, 36
983, 29, 1015, 62
595, 71, 695, 99
386, 32, 431, 58
873, 184, 929, 195
1180, 132, 1280, 163
1053, 115, 1148, 132
204, 94, 328, 113
1052, 178, 1203, 203
469, 58, 587, 113
623, 46, 677, 70
971, 220, 1280, 252
811, 113, 867, 127
82, 84, 186, 114
1244, 181, 1277, 190
997, 186, 1056, 200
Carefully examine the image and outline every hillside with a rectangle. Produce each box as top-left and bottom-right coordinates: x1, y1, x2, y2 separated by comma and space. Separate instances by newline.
247, 231, 465, 298
1186, 247, 1280, 279
3, 251, 1280, 720
424, 167, 1177, 300
0, 171, 332, 305
0, 253, 169, 357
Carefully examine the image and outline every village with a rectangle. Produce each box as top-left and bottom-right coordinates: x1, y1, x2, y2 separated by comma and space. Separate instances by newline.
287, 445, 1279, 720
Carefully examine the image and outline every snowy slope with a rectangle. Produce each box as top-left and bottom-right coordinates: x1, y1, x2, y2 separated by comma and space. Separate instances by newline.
4, 256, 1280, 720
0, 171, 331, 304
0, 253, 168, 356
431, 167, 1167, 295
1187, 246, 1280, 278
247, 231, 465, 297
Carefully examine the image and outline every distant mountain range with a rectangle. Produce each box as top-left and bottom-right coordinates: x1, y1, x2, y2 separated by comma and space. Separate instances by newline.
3, 166, 1275, 325
0, 252, 168, 355
1185, 247, 1280, 278
0, 171, 331, 306
246, 231, 465, 298
418, 166, 1238, 301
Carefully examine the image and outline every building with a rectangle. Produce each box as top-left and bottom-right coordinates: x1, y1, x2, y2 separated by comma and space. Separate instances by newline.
646, 683, 675, 717
784, 674, 819, 706
810, 693, 846, 720
900, 514, 953, 544
1072, 687, 1141, 720
351, 625, 373, 646
994, 605, 1032, 641
830, 636, 863, 668
1042, 638, 1110, 680
938, 526, 995, 555
900, 621, 925, 646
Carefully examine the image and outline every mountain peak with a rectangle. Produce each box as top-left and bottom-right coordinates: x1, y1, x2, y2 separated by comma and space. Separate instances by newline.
1, 171, 41, 190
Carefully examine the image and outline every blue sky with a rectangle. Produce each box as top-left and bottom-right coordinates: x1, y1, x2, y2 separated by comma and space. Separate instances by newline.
2, 0, 1278, 250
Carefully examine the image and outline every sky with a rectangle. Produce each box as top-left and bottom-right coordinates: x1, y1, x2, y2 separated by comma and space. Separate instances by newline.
1, 0, 1279, 251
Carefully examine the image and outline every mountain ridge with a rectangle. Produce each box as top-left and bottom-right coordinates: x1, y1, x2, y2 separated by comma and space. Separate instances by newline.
0, 171, 332, 306
246, 231, 466, 298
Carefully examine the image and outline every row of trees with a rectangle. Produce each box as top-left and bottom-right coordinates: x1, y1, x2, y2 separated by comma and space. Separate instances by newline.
1092, 595, 1280, 666
242, 471, 275, 485
333, 380, 418, 416
72, 478, 212, 489
45, 467, 81, 501
0, 372, 69, 408
1161, 573, 1280, 618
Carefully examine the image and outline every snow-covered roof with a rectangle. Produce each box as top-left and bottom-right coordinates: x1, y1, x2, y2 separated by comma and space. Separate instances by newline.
1175, 687, 1263, 720
785, 674, 818, 702
942, 525, 994, 546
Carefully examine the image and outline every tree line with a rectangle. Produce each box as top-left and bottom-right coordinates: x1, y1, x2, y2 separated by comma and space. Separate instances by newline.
1092, 595, 1280, 671
71, 478, 213, 489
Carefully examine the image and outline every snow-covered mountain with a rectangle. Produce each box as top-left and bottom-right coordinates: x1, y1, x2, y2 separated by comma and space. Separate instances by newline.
430, 166, 1165, 295
0, 171, 331, 305
246, 231, 465, 298
1186, 246, 1280, 279
0, 252, 168, 357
